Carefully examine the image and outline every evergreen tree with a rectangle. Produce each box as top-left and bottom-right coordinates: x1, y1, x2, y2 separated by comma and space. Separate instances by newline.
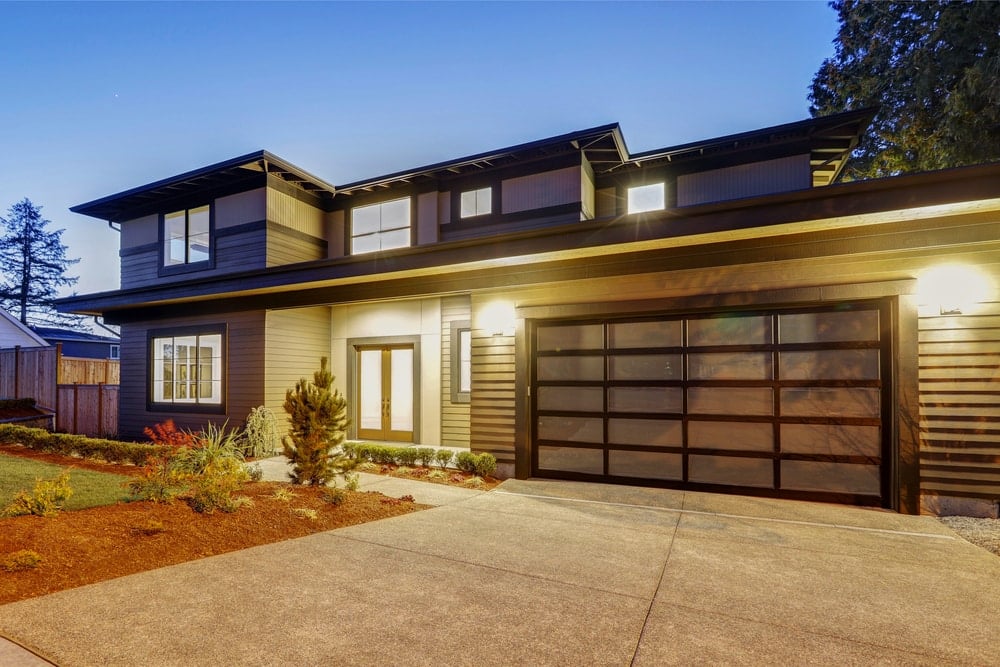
810, 0, 1000, 180
0, 198, 81, 326
282, 357, 351, 485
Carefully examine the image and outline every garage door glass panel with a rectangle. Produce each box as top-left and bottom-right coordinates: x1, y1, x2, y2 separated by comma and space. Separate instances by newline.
780, 387, 879, 418
608, 418, 682, 446
688, 316, 770, 346
689, 455, 773, 487
779, 310, 879, 343
608, 387, 682, 413
688, 352, 772, 380
538, 446, 603, 474
780, 350, 880, 380
781, 461, 881, 495
781, 424, 881, 457
609, 320, 682, 348
688, 387, 773, 415
537, 355, 604, 381
537, 416, 604, 443
609, 451, 682, 480
537, 386, 603, 412
537, 324, 603, 351
609, 354, 681, 381
689, 421, 774, 452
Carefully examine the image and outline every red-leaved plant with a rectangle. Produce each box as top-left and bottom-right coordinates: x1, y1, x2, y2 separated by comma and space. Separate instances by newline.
143, 419, 196, 448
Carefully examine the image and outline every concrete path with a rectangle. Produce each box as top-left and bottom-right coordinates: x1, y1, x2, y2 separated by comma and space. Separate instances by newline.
1, 478, 998, 666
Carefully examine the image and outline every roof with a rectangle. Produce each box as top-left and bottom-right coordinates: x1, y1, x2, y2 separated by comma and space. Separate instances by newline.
31, 326, 120, 344
0, 309, 48, 347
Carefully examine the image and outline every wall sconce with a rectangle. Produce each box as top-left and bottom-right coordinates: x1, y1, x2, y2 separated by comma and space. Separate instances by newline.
916, 264, 992, 316
478, 300, 516, 337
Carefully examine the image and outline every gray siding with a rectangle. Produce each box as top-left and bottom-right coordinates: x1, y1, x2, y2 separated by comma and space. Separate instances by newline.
118, 310, 266, 439
502, 166, 582, 214
677, 154, 811, 207
264, 307, 332, 440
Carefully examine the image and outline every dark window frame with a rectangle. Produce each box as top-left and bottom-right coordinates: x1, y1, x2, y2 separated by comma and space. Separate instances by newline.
158, 204, 215, 277
348, 195, 415, 255
450, 320, 472, 404
146, 323, 227, 414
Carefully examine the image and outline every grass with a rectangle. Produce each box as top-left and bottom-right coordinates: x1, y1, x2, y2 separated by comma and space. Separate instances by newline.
0, 453, 133, 511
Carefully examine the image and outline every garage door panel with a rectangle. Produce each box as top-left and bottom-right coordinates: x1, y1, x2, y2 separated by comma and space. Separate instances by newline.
781, 461, 881, 495
778, 310, 879, 343
537, 324, 603, 351
538, 445, 603, 474
537, 386, 603, 412
609, 320, 682, 348
780, 387, 880, 418
608, 418, 682, 447
688, 387, 774, 416
688, 315, 771, 346
608, 387, 682, 413
688, 352, 772, 380
537, 416, 603, 443
689, 455, 774, 487
536, 355, 604, 381
609, 451, 682, 480
781, 424, 881, 457
688, 421, 774, 452
609, 354, 682, 380
780, 349, 880, 380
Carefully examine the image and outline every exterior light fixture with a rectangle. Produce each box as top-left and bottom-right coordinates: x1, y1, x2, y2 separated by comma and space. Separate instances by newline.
478, 300, 516, 337
916, 264, 993, 316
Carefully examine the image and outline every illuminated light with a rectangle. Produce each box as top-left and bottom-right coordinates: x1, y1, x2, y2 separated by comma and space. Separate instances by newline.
917, 264, 993, 316
478, 300, 515, 336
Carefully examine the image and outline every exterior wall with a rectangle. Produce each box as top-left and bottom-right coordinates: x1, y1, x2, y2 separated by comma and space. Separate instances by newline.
264, 307, 332, 440
581, 156, 595, 220
266, 188, 328, 266
217, 188, 266, 230
53, 340, 117, 360
469, 293, 516, 467
417, 191, 439, 245
501, 166, 582, 214
117, 310, 266, 439
326, 209, 345, 259
677, 154, 811, 207
331, 298, 442, 444
440, 295, 471, 447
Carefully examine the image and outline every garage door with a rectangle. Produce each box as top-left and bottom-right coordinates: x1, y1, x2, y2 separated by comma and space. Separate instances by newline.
531, 302, 891, 506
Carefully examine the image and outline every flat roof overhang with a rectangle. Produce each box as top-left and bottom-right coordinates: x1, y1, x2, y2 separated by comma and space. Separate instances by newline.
58, 162, 1000, 323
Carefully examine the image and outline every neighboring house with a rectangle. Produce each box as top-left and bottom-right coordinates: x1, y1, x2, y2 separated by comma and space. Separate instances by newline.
60, 108, 1000, 516
0, 309, 48, 349
31, 327, 120, 360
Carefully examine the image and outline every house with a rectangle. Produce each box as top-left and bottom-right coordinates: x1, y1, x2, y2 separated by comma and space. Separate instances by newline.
59, 108, 1000, 516
0, 309, 48, 349
31, 326, 120, 360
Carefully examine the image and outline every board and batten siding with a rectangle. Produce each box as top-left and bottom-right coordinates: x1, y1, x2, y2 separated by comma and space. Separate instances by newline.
440, 295, 471, 447
677, 154, 811, 207
501, 166, 582, 215
117, 310, 266, 439
264, 307, 332, 440
266, 188, 328, 266
919, 299, 1000, 509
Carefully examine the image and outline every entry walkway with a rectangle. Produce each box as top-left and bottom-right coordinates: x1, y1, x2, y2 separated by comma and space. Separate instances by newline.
1, 479, 998, 665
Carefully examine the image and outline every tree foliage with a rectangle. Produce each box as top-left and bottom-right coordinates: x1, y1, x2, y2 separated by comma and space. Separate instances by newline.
810, 0, 1000, 180
0, 198, 81, 326
282, 357, 352, 486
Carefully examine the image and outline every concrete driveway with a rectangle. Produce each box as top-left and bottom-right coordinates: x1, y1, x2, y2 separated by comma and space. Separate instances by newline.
1, 478, 997, 666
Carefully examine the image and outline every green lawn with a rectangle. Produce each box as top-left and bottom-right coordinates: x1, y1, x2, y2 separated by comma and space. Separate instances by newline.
0, 453, 133, 511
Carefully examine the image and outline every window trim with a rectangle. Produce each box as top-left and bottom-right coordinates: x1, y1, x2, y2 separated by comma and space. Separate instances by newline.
146, 324, 227, 414
158, 204, 215, 276
349, 196, 414, 255
450, 320, 471, 404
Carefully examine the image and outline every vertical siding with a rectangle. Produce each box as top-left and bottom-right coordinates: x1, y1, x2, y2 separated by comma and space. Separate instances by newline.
264, 307, 332, 440
266, 188, 327, 266
580, 156, 595, 220
918, 300, 1000, 502
501, 166, 581, 214
677, 154, 811, 207
440, 295, 471, 446
118, 310, 266, 439
469, 297, 516, 463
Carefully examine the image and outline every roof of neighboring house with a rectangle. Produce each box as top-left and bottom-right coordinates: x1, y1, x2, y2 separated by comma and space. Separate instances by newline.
0, 309, 48, 347
31, 326, 120, 344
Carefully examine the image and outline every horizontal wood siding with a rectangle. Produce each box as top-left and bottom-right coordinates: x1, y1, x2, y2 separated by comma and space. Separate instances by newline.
919, 300, 1000, 502
441, 295, 471, 447
266, 224, 327, 267
118, 310, 266, 439
264, 307, 332, 440
469, 332, 515, 464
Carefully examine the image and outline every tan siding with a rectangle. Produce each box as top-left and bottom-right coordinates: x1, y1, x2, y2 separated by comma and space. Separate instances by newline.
501, 166, 581, 214
267, 188, 325, 238
581, 155, 595, 220
266, 189, 327, 267
120, 214, 158, 249
469, 332, 515, 464
440, 295, 471, 446
677, 154, 811, 207
264, 307, 332, 440
216, 188, 266, 229
266, 225, 326, 267
118, 310, 266, 439
919, 300, 1000, 502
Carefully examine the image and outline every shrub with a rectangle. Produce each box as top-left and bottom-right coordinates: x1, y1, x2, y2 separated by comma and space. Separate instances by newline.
434, 449, 454, 469
371, 445, 397, 465
3, 471, 73, 517
178, 423, 250, 513
293, 507, 319, 519
0, 424, 169, 467
271, 487, 297, 502
343, 472, 360, 491
143, 419, 197, 448
397, 448, 419, 466
321, 486, 346, 506
246, 463, 263, 482
0, 550, 43, 572
415, 447, 436, 467
474, 453, 497, 478
241, 406, 279, 458
454, 451, 478, 474
282, 357, 353, 486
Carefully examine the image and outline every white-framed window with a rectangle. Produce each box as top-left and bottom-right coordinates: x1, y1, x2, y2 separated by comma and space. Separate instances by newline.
450, 320, 472, 403
627, 183, 665, 214
150, 330, 223, 406
351, 197, 411, 254
460, 187, 492, 218
109, 344, 120, 360
163, 205, 211, 266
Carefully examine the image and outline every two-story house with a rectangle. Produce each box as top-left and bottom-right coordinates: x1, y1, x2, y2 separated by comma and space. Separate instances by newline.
61, 108, 1000, 516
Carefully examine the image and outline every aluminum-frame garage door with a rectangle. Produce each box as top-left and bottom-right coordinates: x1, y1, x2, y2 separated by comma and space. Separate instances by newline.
530, 302, 891, 507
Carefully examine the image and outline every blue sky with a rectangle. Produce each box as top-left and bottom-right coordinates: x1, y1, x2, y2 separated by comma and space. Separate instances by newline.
0, 1, 839, 296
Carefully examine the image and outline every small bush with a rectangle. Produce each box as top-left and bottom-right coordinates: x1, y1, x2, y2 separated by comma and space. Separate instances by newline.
3, 471, 73, 517
271, 487, 297, 502
371, 445, 398, 465
292, 507, 319, 520
474, 453, 497, 478
464, 476, 485, 488
454, 451, 478, 474
0, 424, 170, 467
434, 449, 454, 469
428, 469, 447, 480
143, 419, 197, 448
397, 448, 419, 466
321, 486, 346, 506
241, 406, 279, 458
395, 466, 413, 476
246, 463, 263, 482
343, 473, 360, 491
414, 447, 436, 467
1, 550, 43, 572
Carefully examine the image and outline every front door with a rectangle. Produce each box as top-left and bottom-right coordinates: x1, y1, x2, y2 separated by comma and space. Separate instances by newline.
356, 345, 414, 442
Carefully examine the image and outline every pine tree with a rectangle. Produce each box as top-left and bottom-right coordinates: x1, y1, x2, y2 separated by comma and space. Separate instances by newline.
282, 357, 351, 485
0, 198, 81, 326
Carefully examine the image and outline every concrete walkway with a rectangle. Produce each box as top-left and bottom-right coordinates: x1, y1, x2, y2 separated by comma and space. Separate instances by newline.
1, 477, 998, 666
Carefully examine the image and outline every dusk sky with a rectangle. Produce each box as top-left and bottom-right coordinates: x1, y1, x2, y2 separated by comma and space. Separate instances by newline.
0, 1, 839, 297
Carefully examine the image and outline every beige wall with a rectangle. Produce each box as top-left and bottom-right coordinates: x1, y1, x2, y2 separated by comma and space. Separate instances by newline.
264, 307, 333, 439
217, 188, 266, 229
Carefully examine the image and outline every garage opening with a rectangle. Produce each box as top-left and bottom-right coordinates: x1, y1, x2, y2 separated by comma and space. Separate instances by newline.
530, 301, 892, 507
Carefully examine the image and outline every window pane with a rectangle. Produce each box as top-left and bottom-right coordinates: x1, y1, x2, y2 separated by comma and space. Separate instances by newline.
164, 212, 186, 265
627, 183, 665, 214
688, 421, 774, 452
537, 324, 603, 351
459, 329, 472, 393
537, 386, 603, 412
537, 416, 603, 443
198, 334, 222, 404
351, 233, 381, 255
187, 206, 210, 263
461, 187, 491, 218
359, 350, 383, 430
609, 320, 682, 349
537, 355, 604, 381
688, 352, 772, 380
780, 387, 880, 419
781, 461, 880, 495
379, 197, 411, 231
688, 387, 773, 415
609, 354, 681, 381
378, 227, 411, 251
779, 310, 879, 343
781, 424, 880, 457
609, 451, 682, 480
608, 418, 682, 447
390, 348, 413, 431
689, 455, 774, 487
352, 203, 382, 236
608, 387, 682, 413
538, 445, 603, 474
688, 315, 771, 346
779, 350, 880, 381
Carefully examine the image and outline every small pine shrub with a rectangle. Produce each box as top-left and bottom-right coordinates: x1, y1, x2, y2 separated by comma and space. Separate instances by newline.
1, 550, 43, 572
3, 472, 73, 517
282, 358, 352, 486
241, 406, 279, 458
454, 451, 478, 474
435, 449, 454, 469
474, 453, 497, 478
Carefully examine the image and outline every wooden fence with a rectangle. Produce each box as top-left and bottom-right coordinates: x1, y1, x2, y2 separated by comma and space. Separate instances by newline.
0, 344, 120, 436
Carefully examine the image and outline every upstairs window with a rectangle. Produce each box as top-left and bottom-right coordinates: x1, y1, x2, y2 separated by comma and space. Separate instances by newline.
164, 205, 211, 266
627, 183, 665, 214
150, 329, 223, 408
460, 187, 492, 218
351, 197, 411, 254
